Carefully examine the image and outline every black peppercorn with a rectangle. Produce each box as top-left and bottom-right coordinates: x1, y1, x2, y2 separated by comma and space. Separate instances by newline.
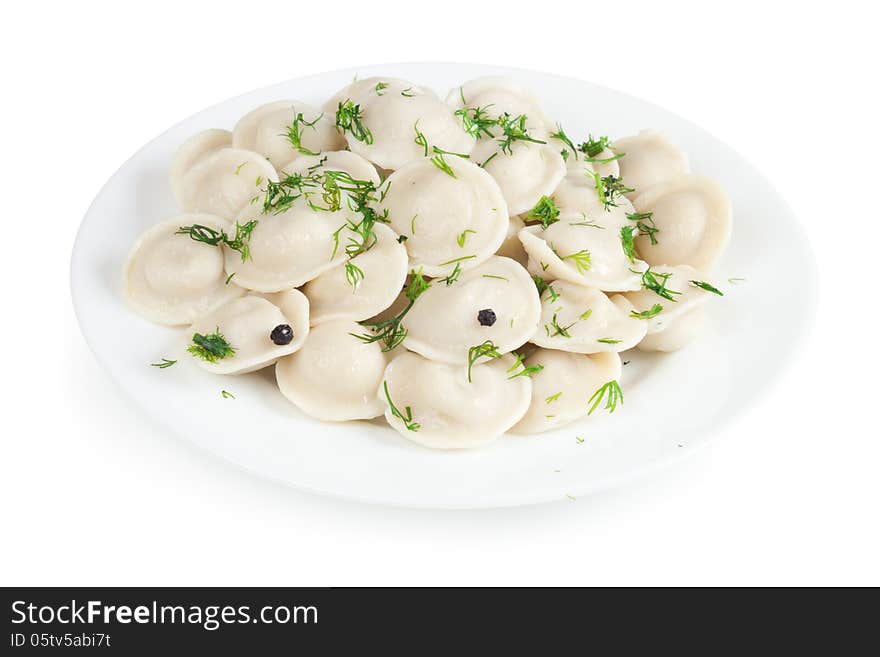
270, 324, 294, 345
477, 309, 497, 326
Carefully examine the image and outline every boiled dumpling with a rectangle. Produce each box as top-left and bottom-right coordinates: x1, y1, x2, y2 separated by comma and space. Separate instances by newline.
381, 351, 531, 449
511, 349, 622, 434
518, 219, 648, 292
170, 129, 231, 204
125, 214, 245, 325
376, 157, 508, 277
330, 77, 475, 171
223, 202, 354, 292
530, 281, 647, 353
186, 291, 309, 374
303, 223, 409, 324
446, 77, 556, 135
275, 319, 392, 421
403, 256, 541, 364
471, 138, 565, 215
622, 264, 721, 352
177, 148, 277, 220
232, 100, 344, 171
496, 214, 528, 266
613, 130, 689, 195
630, 175, 732, 271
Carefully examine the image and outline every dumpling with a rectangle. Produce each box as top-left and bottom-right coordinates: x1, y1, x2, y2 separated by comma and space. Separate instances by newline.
177, 148, 278, 220
223, 202, 354, 292
232, 100, 344, 171
622, 264, 721, 352
403, 256, 541, 364
275, 319, 392, 421
471, 138, 565, 215
376, 157, 508, 277
613, 130, 689, 195
170, 129, 231, 204
530, 281, 647, 353
303, 223, 409, 324
331, 77, 475, 171
185, 291, 309, 374
630, 175, 732, 271
381, 351, 531, 449
496, 214, 528, 266
446, 77, 556, 135
510, 349, 622, 434
518, 218, 648, 292
125, 214, 245, 325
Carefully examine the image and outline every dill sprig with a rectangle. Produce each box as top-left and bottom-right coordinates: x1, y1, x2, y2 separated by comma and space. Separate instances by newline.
594, 174, 634, 211
690, 280, 724, 296
531, 274, 558, 301
283, 112, 322, 156
150, 358, 176, 369
176, 220, 258, 262
641, 268, 681, 301
627, 211, 659, 245
561, 249, 592, 274
443, 263, 463, 286
456, 229, 477, 247
578, 135, 612, 158
550, 125, 578, 160
587, 380, 624, 415
631, 303, 663, 319
620, 225, 639, 263
496, 113, 546, 154
335, 99, 373, 145
545, 312, 576, 338
374, 82, 389, 96
455, 105, 497, 139
353, 269, 431, 351
187, 328, 235, 363
344, 262, 365, 290
467, 340, 502, 383
506, 353, 544, 380
526, 195, 560, 229
383, 381, 419, 432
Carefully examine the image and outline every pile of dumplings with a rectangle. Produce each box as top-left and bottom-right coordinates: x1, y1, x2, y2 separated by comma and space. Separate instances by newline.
125, 75, 732, 449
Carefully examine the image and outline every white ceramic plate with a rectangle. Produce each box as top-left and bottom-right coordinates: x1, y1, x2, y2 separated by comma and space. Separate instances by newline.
71, 63, 815, 508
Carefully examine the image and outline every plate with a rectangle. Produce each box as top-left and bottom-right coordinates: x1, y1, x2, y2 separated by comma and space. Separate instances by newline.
71, 62, 816, 508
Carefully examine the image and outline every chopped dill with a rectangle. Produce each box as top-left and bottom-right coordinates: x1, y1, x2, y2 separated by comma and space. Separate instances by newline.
467, 341, 503, 382
526, 195, 560, 229
630, 303, 663, 319
587, 380, 624, 415
627, 211, 659, 245
176, 220, 258, 262
506, 352, 544, 379
383, 381, 419, 431
561, 249, 592, 274
457, 229, 477, 247
187, 328, 235, 363
283, 111, 322, 156
691, 280, 724, 295
641, 268, 681, 301
150, 358, 176, 369
335, 99, 373, 144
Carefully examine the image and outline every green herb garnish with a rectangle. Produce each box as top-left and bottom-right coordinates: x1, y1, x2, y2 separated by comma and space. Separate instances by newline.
587, 380, 624, 415
506, 352, 544, 379
496, 113, 546, 154
383, 381, 419, 431
335, 99, 373, 144
627, 211, 659, 245
188, 328, 235, 363
690, 280, 724, 295
620, 225, 639, 263
353, 269, 431, 351
641, 268, 681, 301
526, 195, 560, 229
630, 303, 663, 319
150, 358, 176, 369
283, 112, 322, 156
455, 105, 497, 140
176, 221, 258, 262
221, 390, 235, 399
561, 249, 592, 274
457, 229, 477, 247
467, 340, 502, 382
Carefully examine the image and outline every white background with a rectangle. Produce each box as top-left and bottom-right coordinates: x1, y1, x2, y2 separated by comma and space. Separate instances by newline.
1, 0, 877, 586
